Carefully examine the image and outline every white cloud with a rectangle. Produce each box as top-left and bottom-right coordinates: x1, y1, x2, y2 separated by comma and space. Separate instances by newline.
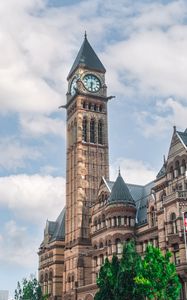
110, 158, 156, 185
133, 1, 187, 30
39, 164, 59, 175
0, 174, 66, 224
135, 98, 187, 138
0, 137, 41, 171
101, 1, 187, 100
20, 114, 66, 138
0, 0, 186, 115
0, 220, 39, 268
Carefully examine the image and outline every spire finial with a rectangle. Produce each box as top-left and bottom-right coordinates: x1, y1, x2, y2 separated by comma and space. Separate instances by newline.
118, 166, 121, 176
84, 31, 87, 39
173, 125, 176, 133
163, 155, 166, 164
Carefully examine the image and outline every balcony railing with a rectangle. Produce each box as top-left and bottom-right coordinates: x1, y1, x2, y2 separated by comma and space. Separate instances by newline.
163, 190, 187, 204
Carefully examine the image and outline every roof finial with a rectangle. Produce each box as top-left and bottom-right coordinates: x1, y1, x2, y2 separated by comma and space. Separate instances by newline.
118, 166, 121, 176
173, 125, 176, 133
84, 31, 87, 39
163, 155, 166, 165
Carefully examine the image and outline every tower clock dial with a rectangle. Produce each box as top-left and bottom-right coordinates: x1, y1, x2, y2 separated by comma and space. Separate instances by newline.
83, 74, 101, 92
70, 77, 77, 95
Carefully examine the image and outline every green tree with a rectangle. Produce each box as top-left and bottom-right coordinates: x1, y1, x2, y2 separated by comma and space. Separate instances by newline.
135, 245, 181, 300
95, 255, 120, 300
116, 241, 144, 300
15, 275, 48, 300
95, 241, 144, 300
95, 242, 181, 300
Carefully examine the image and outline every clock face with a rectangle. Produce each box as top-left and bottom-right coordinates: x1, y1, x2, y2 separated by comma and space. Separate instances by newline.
70, 77, 77, 95
83, 74, 101, 92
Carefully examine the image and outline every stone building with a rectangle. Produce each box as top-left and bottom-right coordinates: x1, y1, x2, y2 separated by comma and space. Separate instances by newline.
38, 35, 187, 300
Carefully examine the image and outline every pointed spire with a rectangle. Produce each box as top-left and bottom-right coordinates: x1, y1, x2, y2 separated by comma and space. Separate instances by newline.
108, 173, 135, 206
67, 35, 106, 80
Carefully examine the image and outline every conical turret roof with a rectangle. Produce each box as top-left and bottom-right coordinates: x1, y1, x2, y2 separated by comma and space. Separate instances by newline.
67, 34, 106, 79
108, 172, 135, 206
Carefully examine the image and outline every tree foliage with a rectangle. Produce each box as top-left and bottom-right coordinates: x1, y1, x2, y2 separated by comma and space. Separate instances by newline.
15, 275, 48, 300
95, 242, 181, 300
95, 255, 120, 300
134, 245, 181, 300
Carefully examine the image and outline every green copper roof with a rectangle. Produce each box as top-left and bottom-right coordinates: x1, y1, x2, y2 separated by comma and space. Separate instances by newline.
50, 207, 65, 242
108, 172, 135, 206
67, 34, 106, 79
177, 129, 187, 147
156, 163, 166, 179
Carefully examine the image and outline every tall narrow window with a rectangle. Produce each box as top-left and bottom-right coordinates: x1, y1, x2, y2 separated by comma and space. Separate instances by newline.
170, 212, 177, 234
98, 120, 103, 144
90, 119, 95, 143
150, 206, 156, 227
116, 239, 123, 254
82, 118, 87, 142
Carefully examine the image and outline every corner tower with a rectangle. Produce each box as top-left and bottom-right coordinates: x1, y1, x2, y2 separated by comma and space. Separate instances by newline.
63, 34, 110, 297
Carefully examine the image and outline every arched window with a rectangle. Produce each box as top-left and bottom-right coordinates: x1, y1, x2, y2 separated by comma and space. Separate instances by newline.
90, 119, 95, 143
181, 159, 186, 175
49, 271, 53, 281
116, 239, 123, 254
173, 243, 180, 265
170, 213, 177, 234
82, 117, 87, 142
93, 256, 98, 267
175, 161, 180, 177
98, 120, 103, 144
108, 240, 112, 255
100, 254, 104, 265
83, 101, 86, 109
170, 166, 174, 180
45, 273, 48, 282
98, 218, 101, 230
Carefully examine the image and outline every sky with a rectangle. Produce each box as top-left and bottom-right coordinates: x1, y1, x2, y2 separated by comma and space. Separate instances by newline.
0, 0, 187, 297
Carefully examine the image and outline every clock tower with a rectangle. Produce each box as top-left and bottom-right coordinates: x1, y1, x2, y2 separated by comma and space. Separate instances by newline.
63, 34, 110, 299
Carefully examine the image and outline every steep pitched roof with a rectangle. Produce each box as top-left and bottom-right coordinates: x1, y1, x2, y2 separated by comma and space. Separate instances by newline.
156, 163, 166, 179
177, 129, 187, 148
50, 207, 65, 242
108, 172, 135, 206
67, 34, 106, 79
